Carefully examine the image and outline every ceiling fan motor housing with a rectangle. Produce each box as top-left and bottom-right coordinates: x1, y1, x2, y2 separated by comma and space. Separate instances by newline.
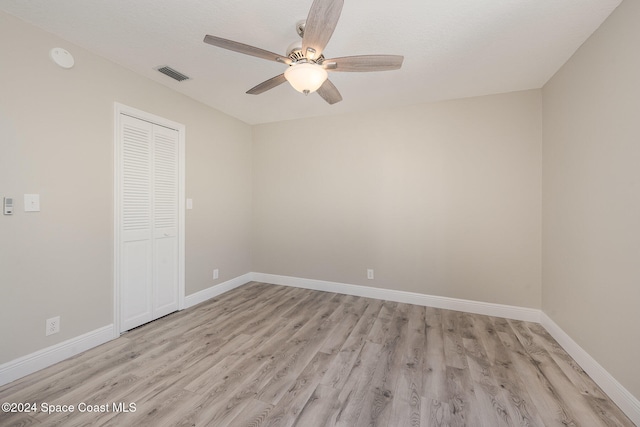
286, 40, 325, 64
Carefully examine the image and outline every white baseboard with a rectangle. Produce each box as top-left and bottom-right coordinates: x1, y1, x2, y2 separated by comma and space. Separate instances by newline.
3, 273, 636, 425
184, 272, 253, 309
251, 273, 541, 322
0, 273, 253, 388
540, 313, 640, 426
0, 325, 115, 387
254, 272, 638, 423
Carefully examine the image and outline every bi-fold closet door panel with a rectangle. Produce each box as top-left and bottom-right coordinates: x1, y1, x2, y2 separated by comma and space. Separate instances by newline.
119, 114, 179, 332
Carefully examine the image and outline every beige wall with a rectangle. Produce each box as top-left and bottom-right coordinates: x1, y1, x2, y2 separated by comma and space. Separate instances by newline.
4, 0, 637, 406
253, 91, 542, 308
0, 12, 253, 364
542, 0, 640, 398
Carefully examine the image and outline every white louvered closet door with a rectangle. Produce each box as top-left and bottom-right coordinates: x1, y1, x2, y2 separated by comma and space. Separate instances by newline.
119, 114, 179, 332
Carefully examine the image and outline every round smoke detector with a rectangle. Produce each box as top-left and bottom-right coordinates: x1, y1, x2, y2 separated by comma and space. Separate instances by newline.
50, 47, 75, 69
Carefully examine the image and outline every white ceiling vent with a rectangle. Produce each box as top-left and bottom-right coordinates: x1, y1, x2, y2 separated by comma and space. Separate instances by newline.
157, 66, 190, 82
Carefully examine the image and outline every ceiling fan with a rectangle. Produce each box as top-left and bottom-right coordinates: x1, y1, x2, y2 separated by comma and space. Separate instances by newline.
203, 0, 403, 105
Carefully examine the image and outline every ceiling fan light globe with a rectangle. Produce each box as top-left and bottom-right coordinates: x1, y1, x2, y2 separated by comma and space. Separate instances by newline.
284, 63, 328, 94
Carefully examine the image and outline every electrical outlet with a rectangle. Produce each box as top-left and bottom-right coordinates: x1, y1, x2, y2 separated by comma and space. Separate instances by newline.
367, 269, 374, 280
213, 269, 219, 280
46, 316, 60, 336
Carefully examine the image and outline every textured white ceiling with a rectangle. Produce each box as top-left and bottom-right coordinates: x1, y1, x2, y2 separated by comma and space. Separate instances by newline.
1, 0, 621, 124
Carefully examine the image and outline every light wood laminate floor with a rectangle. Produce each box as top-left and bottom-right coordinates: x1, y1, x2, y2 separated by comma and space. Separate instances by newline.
0, 282, 634, 426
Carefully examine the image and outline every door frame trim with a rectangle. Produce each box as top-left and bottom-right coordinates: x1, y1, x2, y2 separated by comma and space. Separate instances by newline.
113, 102, 186, 335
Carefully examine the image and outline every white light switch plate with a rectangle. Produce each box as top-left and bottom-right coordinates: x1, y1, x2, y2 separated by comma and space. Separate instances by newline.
186, 198, 193, 210
24, 194, 40, 212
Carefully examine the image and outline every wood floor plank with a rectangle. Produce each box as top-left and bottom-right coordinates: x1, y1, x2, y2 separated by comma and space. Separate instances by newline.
497, 328, 580, 426
178, 297, 347, 424
124, 281, 281, 343
4, 337, 156, 404
0, 337, 132, 396
320, 299, 383, 391
260, 352, 333, 427
227, 398, 274, 427
332, 340, 383, 427
481, 317, 546, 427
442, 310, 468, 370
421, 309, 448, 408
533, 327, 624, 426
293, 384, 341, 427
279, 288, 336, 319
526, 321, 608, 399
463, 337, 512, 427
445, 365, 480, 427
182, 291, 330, 396
0, 283, 633, 427
354, 302, 409, 427
255, 295, 345, 404
164, 386, 253, 427
509, 319, 617, 426
366, 301, 397, 344
0, 412, 41, 427
319, 297, 369, 355
584, 394, 635, 427
388, 304, 425, 427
